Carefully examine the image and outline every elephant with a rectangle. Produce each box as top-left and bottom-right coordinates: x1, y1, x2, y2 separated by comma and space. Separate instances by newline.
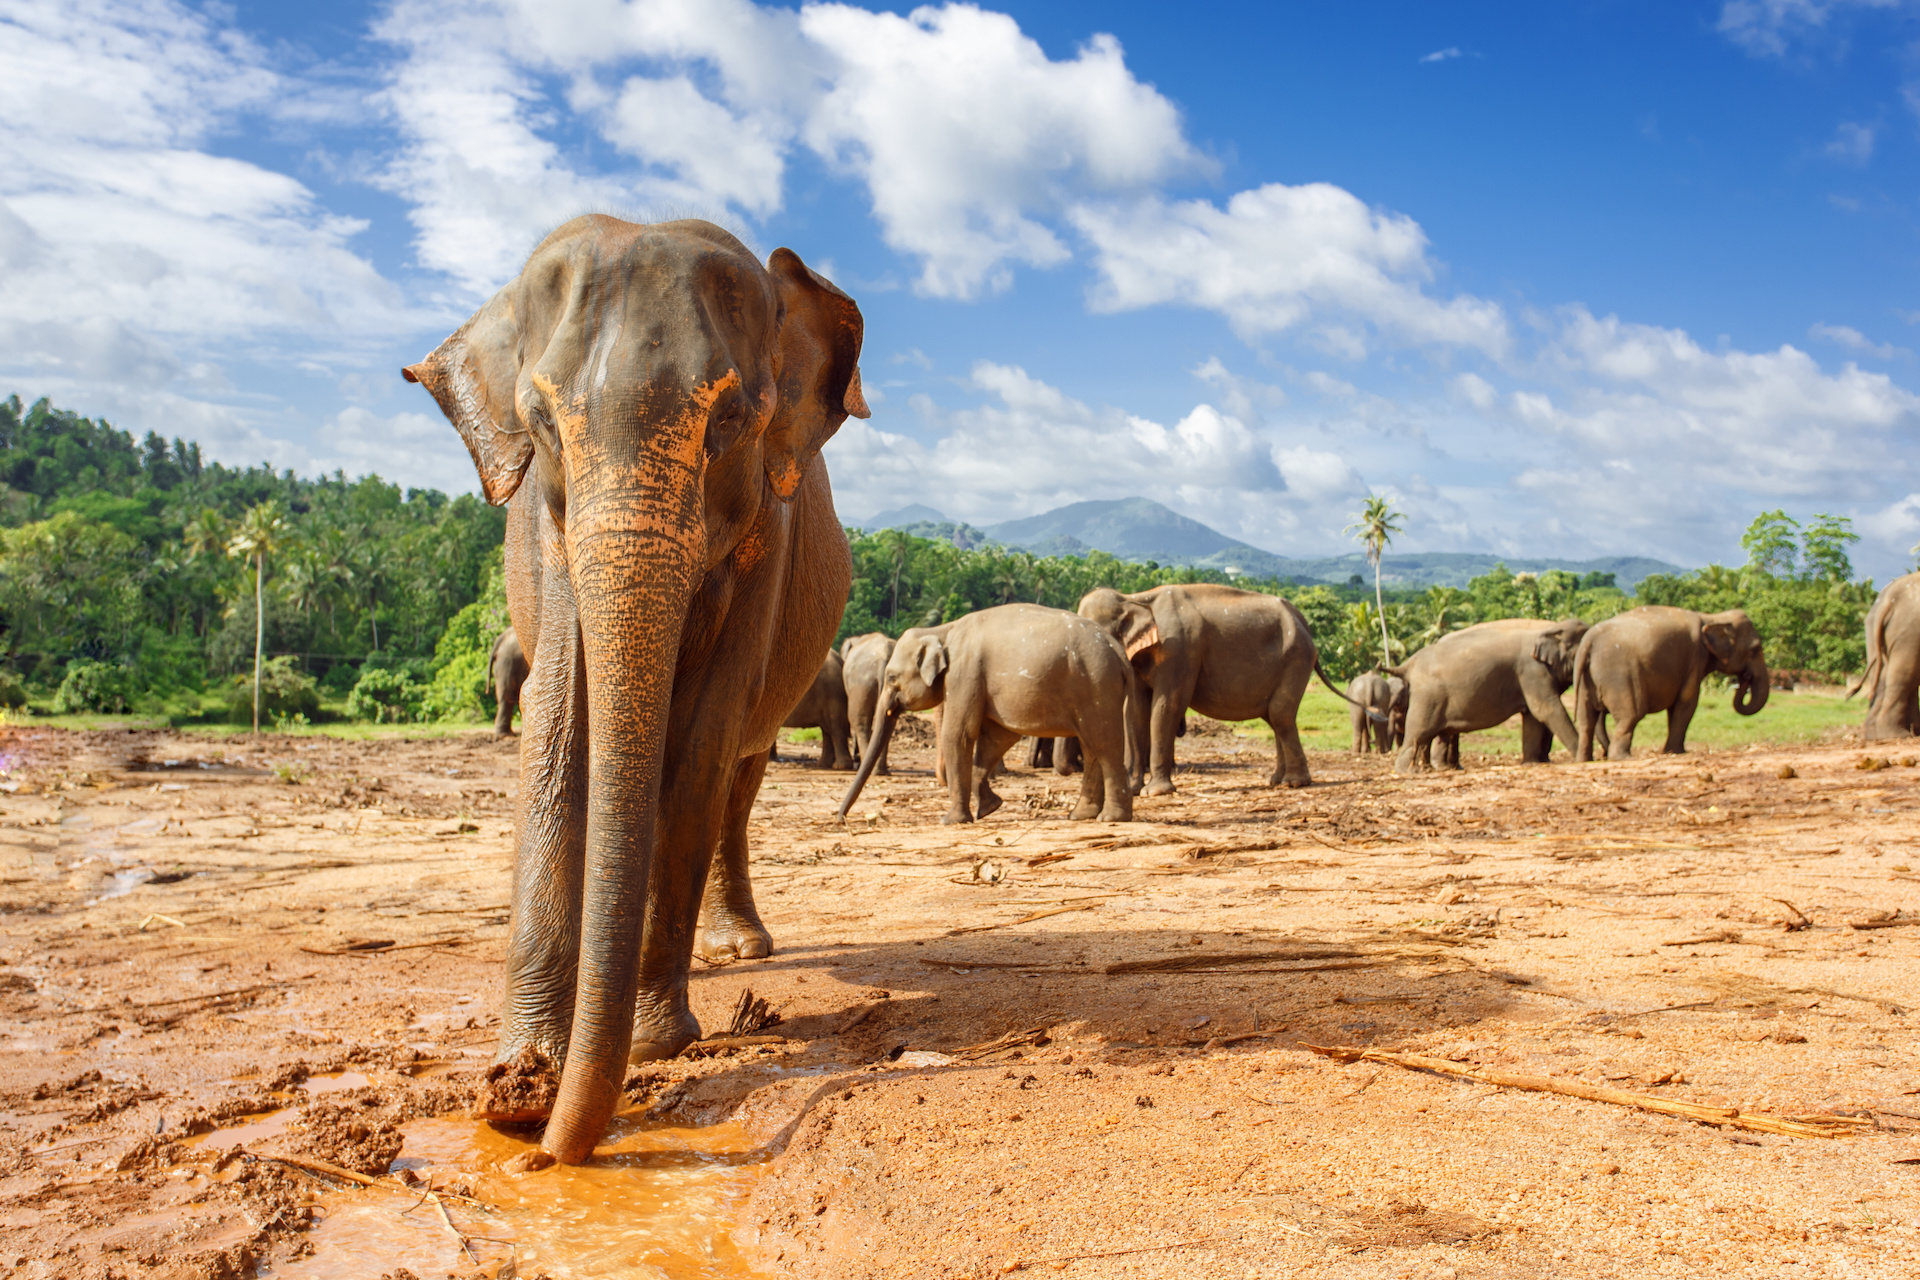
772, 651, 853, 769
1388, 618, 1588, 774
840, 603, 1136, 824
488, 627, 529, 737
840, 632, 895, 774
1851, 572, 1920, 740
403, 216, 869, 1163
1348, 671, 1405, 754
1028, 735, 1082, 774
1077, 583, 1365, 793
1573, 607, 1769, 760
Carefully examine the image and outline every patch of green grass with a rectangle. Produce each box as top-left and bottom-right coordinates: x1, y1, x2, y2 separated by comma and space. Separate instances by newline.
780, 727, 823, 743
1205, 682, 1863, 758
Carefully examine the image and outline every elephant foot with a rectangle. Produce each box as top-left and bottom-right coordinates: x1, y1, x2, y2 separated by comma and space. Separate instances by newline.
629, 1007, 701, 1065
1270, 772, 1312, 789
1096, 803, 1132, 823
1142, 778, 1175, 797
939, 810, 973, 825
696, 909, 773, 962
474, 1043, 560, 1125
877, 764, 892, 777
1069, 800, 1100, 820
976, 791, 1003, 820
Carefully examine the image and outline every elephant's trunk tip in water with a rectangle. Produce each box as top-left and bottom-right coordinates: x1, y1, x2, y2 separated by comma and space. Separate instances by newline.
1734, 663, 1770, 716
839, 704, 899, 819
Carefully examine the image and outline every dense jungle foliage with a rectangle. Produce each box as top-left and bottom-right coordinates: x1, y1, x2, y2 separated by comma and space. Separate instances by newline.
0, 395, 1887, 725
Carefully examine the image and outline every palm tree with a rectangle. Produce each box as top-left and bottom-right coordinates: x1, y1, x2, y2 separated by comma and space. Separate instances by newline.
226, 501, 294, 733
878, 528, 913, 621
1345, 495, 1406, 666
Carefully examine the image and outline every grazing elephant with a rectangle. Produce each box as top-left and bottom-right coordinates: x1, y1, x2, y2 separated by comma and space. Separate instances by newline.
1077, 584, 1362, 793
488, 627, 529, 737
841, 632, 895, 774
772, 651, 853, 769
1389, 618, 1588, 774
1851, 572, 1920, 740
404, 216, 869, 1163
1574, 607, 1768, 760
840, 603, 1135, 824
1348, 671, 1405, 754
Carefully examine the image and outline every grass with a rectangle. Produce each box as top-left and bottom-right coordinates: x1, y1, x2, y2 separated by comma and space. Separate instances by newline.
1219, 681, 1865, 758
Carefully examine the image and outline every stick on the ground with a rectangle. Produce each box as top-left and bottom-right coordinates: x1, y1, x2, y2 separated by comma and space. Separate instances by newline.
1106, 948, 1363, 975
944, 902, 1099, 936
1303, 1044, 1874, 1139
431, 1191, 480, 1267
1022, 1236, 1213, 1266
260, 1153, 379, 1186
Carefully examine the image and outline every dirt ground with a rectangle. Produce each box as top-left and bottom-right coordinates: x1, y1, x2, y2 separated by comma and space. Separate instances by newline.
1, 716, 1916, 1280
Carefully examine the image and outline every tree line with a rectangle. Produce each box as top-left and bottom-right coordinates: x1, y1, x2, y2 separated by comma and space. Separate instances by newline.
0, 395, 1884, 726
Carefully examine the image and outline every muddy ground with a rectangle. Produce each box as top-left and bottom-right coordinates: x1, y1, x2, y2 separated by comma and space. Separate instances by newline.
0, 717, 1915, 1280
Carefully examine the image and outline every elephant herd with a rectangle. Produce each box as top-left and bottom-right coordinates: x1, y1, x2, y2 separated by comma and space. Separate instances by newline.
1341, 607, 1773, 772
405, 217, 1920, 1163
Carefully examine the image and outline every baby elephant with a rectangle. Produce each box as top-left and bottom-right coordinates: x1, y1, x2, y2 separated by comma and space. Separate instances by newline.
1348, 671, 1405, 754
488, 627, 528, 737
1390, 618, 1588, 774
775, 650, 855, 769
840, 603, 1135, 823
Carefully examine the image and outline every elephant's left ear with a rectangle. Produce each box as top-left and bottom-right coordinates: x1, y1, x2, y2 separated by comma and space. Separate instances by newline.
1119, 605, 1162, 660
764, 248, 866, 501
403, 291, 532, 506
1702, 621, 1736, 664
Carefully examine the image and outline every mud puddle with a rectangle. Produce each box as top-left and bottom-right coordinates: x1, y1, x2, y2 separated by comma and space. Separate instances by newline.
271, 1112, 762, 1279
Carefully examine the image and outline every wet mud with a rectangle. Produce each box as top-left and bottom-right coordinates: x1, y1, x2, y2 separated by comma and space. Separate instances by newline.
0, 722, 1916, 1278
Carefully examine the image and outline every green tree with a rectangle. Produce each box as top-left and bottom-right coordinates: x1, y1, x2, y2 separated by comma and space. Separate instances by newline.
1740, 510, 1799, 581
1800, 513, 1858, 583
1345, 495, 1404, 666
226, 501, 294, 733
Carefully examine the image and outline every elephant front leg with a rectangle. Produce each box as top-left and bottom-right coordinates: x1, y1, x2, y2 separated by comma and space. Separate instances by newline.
1144, 690, 1184, 795
479, 574, 587, 1124
1518, 712, 1552, 763
938, 710, 975, 824
696, 751, 775, 962
1662, 693, 1700, 754
974, 722, 1022, 819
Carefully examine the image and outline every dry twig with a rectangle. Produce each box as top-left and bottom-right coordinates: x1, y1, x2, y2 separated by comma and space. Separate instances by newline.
1304, 1044, 1874, 1139
945, 902, 1099, 936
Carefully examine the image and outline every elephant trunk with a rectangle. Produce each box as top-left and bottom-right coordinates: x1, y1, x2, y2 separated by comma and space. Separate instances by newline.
1733, 660, 1770, 716
540, 446, 706, 1166
839, 696, 898, 819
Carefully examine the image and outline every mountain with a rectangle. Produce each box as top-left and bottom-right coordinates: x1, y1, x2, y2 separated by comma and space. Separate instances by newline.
861, 495, 1686, 589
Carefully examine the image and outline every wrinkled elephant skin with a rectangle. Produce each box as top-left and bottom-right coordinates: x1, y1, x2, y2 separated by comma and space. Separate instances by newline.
1855, 572, 1920, 741
1389, 618, 1587, 775
1574, 606, 1769, 760
841, 632, 895, 775
404, 217, 868, 1164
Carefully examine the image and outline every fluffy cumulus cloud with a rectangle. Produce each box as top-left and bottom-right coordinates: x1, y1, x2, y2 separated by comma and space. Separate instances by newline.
1071, 184, 1510, 358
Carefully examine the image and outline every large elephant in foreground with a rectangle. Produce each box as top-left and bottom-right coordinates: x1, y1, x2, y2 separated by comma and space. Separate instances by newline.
1077, 583, 1358, 793
840, 632, 895, 774
773, 651, 853, 769
404, 216, 868, 1164
840, 603, 1136, 824
1852, 572, 1920, 740
488, 627, 529, 737
1348, 671, 1405, 754
1388, 618, 1587, 774
1574, 607, 1768, 760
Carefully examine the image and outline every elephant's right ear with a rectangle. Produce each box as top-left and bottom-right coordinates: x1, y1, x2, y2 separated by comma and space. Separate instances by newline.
917, 639, 948, 691
1119, 605, 1161, 660
1701, 620, 1737, 666
403, 291, 533, 506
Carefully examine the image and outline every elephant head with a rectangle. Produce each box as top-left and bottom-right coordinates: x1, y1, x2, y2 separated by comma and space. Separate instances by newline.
838, 626, 946, 817
404, 217, 866, 1163
1702, 608, 1769, 715
1077, 588, 1161, 662
1532, 618, 1589, 689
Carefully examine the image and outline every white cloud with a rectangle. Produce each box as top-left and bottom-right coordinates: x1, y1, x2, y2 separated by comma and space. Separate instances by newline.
1823, 120, 1875, 165
1419, 47, 1463, 63
1072, 183, 1510, 357
1452, 372, 1498, 410
1810, 322, 1901, 359
1716, 0, 1898, 57
310, 407, 477, 492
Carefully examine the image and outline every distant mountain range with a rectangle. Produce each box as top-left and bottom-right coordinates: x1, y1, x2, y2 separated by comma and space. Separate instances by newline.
849, 497, 1684, 589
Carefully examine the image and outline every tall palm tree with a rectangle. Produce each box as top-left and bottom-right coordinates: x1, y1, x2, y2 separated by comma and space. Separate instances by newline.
227, 501, 294, 733
878, 528, 913, 621
1345, 495, 1406, 666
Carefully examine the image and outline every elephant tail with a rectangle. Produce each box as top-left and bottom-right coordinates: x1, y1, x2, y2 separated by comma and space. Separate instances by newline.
1316, 660, 1387, 725
1571, 633, 1599, 731
1850, 597, 1889, 703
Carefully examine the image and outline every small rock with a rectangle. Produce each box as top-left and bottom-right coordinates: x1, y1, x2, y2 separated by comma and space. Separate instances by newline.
1777, 765, 1796, 779
502, 1148, 555, 1174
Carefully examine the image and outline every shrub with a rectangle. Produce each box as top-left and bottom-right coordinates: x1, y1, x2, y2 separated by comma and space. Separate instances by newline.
0, 670, 26, 709
53, 660, 132, 714
347, 666, 427, 723
225, 656, 321, 724
421, 557, 509, 723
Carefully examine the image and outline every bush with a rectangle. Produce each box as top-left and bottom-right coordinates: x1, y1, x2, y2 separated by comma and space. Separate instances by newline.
225, 656, 321, 724
0, 670, 26, 709
421, 556, 509, 723
347, 665, 427, 723
54, 660, 132, 713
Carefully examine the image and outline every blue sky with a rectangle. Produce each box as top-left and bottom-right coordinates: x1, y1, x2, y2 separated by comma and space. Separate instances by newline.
2, 0, 1916, 575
